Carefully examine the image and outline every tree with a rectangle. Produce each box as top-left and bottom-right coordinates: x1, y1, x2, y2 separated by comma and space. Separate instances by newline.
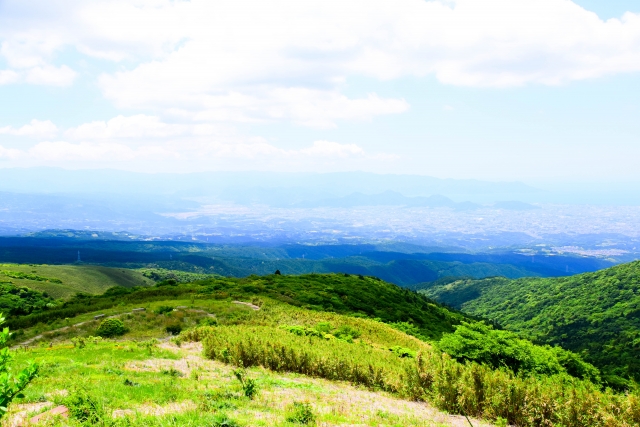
0, 313, 38, 418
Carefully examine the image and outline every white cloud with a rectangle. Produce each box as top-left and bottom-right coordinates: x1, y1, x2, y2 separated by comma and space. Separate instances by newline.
0, 145, 23, 160
0, 69, 19, 85
185, 89, 408, 128
24, 64, 76, 86
1, 126, 382, 172
0, 119, 58, 138
2, 0, 639, 123
65, 115, 189, 140
28, 141, 177, 162
300, 140, 365, 157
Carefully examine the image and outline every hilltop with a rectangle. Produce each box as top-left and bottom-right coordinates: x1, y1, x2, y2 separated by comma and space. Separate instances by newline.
421, 261, 640, 386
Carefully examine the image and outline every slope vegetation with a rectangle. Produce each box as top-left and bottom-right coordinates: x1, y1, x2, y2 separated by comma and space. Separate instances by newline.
6, 274, 639, 427
422, 261, 640, 386
7, 272, 471, 341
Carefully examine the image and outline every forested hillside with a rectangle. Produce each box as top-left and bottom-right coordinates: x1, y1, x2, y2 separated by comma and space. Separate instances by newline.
422, 261, 640, 386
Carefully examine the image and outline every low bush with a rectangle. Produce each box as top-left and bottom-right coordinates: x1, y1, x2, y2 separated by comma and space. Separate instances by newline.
281, 322, 361, 343
165, 323, 182, 335
286, 401, 316, 425
233, 369, 258, 399
154, 305, 174, 315
95, 318, 127, 338
64, 389, 105, 424
389, 346, 416, 358
199, 317, 218, 326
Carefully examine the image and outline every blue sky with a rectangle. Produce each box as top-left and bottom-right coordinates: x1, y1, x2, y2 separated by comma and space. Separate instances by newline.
1, 0, 640, 184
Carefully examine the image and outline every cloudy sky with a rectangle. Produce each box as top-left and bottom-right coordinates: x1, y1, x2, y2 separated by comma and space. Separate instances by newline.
1, 0, 640, 182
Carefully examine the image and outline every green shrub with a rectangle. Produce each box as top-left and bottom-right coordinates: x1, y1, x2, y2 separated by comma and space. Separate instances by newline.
286, 401, 316, 424
211, 413, 240, 427
64, 389, 104, 424
199, 317, 218, 326
437, 321, 600, 381
233, 369, 258, 399
334, 325, 361, 342
165, 323, 182, 335
95, 318, 127, 338
388, 321, 427, 341
154, 305, 174, 315
281, 323, 361, 342
389, 346, 416, 358
314, 322, 331, 334
0, 313, 38, 419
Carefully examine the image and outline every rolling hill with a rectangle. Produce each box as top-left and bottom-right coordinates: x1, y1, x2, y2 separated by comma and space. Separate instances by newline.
0, 264, 153, 298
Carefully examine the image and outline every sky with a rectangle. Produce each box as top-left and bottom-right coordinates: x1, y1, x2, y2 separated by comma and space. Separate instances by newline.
1, 0, 640, 183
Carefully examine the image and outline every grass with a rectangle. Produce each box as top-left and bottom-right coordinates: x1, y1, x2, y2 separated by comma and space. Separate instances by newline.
4, 340, 468, 427
0, 264, 154, 298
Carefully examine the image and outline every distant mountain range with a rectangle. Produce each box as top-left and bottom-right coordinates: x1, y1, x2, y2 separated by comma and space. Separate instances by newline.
219, 188, 539, 210
0, 167, 540, 202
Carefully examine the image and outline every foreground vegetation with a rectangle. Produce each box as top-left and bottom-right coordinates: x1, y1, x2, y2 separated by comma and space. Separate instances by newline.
2, 266, 639, 426
422, 261, 640, 387
181, 302, 639, 427
6, 294, 640, 426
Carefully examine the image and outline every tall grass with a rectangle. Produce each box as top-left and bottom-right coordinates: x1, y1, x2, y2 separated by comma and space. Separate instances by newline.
186, 325, 640, 427
187, 325, 411, 392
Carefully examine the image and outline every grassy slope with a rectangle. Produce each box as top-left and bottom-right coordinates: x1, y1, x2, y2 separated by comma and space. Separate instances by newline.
422, 261, 640, 384
6, 297, 463, 426
9, 294, 638, 427
0, 264, 153, 298
7, 272, 472, 342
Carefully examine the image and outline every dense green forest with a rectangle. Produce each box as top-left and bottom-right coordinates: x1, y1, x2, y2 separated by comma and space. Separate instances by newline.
422, 261, 640, 387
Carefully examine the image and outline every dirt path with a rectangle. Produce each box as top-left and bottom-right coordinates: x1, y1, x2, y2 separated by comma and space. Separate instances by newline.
232, 300, 260, 310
